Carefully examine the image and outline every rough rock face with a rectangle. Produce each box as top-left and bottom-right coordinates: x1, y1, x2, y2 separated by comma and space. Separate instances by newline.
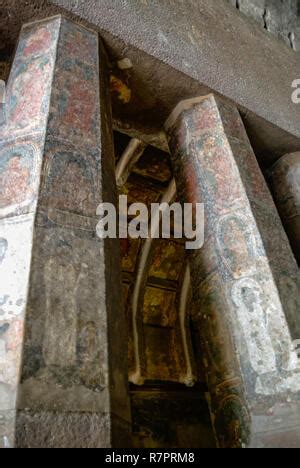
228, 0, 300, 50
0, 0, 299, 68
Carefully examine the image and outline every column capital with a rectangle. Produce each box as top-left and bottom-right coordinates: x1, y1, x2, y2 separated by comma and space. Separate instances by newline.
165, 94, 217, 132
272, 151, 300, 169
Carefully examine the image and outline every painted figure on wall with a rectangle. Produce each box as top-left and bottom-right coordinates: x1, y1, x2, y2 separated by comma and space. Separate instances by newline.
22, 27, 52, 57
48, 24, 99, 147
0, 157, 32, 207
58, 79, 96, 135
8, 58, 52, 131
43, 151, 96, 217
64, 26, 97, 64
0, 144, 38, 213
5, 24, 56, 133
195, 142, 242, 211
217, 214, 256, 279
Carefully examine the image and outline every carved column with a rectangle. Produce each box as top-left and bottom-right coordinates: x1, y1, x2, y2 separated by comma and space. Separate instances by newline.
165, 94, 300, 448
269, 152, 300, 264
0, 16, 130, 448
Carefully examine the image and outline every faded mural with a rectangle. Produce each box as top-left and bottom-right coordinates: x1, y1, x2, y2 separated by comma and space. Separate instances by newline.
166, 94, 300, 447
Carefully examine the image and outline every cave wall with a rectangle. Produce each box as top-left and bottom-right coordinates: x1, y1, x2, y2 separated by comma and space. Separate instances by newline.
228, 0, 300, 50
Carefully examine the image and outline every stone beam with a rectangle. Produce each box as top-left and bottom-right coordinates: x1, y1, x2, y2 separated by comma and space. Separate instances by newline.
0, 15, 130, 448
49, 0, 300, 155
1, 1, 300, 164
165, 94, 300, 448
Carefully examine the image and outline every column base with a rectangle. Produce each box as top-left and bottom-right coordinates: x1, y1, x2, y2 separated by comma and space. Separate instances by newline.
250, 401, 300, 448
15, 410, 131, 448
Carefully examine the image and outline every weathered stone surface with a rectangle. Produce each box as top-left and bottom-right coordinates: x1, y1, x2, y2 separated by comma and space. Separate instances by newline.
165, 94, 300, 448
15, 410, 130, 448
0, 16, 61, 448
230, 0, 300, 50
269, 152, 300, 264
0, 16, 131, 448
16, 411, 111, 448
1, 0, 300, 163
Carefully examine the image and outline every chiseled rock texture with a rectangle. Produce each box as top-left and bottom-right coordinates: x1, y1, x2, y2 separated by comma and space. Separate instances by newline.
228, 0, 300, 50
1, 0, 300, 157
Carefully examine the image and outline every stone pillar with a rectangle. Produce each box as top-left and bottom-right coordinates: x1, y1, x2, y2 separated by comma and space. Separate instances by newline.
165, 94, 300, 448
269, 152, 300, 264
0, 16, 131, 448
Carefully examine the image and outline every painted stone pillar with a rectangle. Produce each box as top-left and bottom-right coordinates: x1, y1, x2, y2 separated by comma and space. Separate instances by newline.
269, 153, 300, 264
0, 16, 131, 448
165, 94, 300, 448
